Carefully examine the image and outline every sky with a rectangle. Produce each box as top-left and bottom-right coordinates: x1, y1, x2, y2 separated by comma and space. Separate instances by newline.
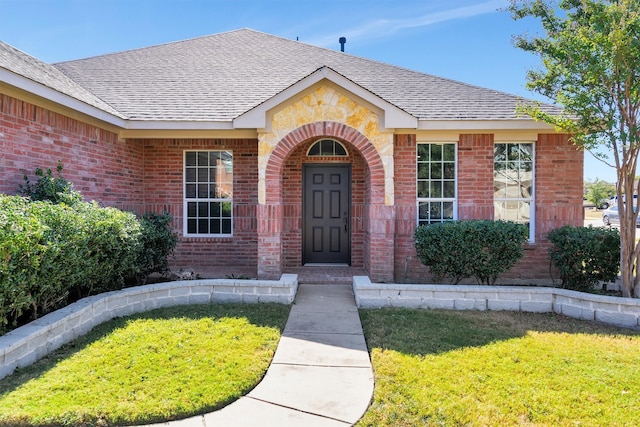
0, 0, 616, 182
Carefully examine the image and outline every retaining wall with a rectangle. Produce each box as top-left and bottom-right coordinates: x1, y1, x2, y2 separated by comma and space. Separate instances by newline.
353, 276, 640, 330
0, 275, 297, 381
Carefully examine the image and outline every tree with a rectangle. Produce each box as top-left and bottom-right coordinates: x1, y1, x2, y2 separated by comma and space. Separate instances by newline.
584, 178, 615, 208
509, 0, 640, 297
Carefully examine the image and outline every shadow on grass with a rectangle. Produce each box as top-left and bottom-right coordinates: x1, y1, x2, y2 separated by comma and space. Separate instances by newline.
0, 303, 290, 422
359, 308, 640, 356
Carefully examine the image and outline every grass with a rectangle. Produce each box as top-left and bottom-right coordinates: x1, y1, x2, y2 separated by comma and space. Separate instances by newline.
584, 207, 603, 220
0, 303, 290, 427
357, 308, 640, 427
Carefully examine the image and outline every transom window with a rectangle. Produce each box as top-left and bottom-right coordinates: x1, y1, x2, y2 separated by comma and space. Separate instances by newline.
184, 150, 233, 236
417, 143, 457, 225
494, 142, 534, 241
307, 139, 347, 156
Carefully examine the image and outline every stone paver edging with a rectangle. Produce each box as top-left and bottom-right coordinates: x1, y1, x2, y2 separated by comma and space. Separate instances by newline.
0, 275, 298, 380
353, 276, 640, 330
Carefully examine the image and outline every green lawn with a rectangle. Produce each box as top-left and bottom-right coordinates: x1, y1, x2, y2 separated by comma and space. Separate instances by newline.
358, 308, 640, 427
3, 302, 639, 427
0, 303, 290, 427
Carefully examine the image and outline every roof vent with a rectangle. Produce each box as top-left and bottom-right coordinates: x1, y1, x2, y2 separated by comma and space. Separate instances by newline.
339, 37, 346, 52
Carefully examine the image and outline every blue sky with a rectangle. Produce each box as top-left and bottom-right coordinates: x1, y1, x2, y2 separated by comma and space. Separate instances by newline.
0, 0, 614, 182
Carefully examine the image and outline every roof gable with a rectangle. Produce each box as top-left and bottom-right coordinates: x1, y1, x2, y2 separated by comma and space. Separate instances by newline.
234, 66, 417, 130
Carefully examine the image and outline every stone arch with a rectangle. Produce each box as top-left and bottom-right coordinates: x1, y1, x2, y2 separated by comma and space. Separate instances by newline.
257, 121, 394, 282
264, 121, 385, 204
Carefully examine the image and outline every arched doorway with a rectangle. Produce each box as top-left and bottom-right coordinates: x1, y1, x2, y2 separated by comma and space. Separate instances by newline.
257, 121, 391, 281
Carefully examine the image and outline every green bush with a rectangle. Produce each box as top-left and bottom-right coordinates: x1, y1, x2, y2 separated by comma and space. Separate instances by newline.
132, 212, 179, 284
414, 220, 529, 285
547, 225, 620, 292
0, 195, 142, 331
0, 196, 48, 328
70, 202, 142, 296
19, 161, 82, 206
1, 166, 181, 331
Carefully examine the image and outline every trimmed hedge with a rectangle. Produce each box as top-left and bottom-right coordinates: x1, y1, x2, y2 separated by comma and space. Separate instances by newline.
0, 203, 178, 333
547, 225, 620, 292
414, 220, 529, 285
0, 195, 142, 330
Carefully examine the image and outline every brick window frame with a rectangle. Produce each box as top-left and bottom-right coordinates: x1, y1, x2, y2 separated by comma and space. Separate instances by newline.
493, 142, 535, 241
183, 150, 233, 237
417, 142, 458, 226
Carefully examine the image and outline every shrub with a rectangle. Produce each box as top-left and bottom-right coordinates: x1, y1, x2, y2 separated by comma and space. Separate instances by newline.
414, 220, 529, 285
70, 202, 142, 296
1, 166, 177, 331
0, 196, 48, 328
133, 212, 179, 284
19, 161, 82, 206
0, 195, 142, 330
547, 225, 620, 292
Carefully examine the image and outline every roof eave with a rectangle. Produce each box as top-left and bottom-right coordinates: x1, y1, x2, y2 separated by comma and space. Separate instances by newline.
0, 68, 126, 128
416, 119, 559, 131
123, 120, 235, 130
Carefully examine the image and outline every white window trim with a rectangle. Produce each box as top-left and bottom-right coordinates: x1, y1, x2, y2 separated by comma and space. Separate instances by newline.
306, 138, 348, 157
183, 150, 233, 238
493, 142, 535, 242
416, 142, 458, 226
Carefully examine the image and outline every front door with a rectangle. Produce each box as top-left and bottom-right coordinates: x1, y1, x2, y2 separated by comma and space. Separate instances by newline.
303, 164, 351, 264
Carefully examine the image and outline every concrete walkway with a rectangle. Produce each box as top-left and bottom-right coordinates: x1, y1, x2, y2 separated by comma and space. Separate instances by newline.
144, 284, 374, 427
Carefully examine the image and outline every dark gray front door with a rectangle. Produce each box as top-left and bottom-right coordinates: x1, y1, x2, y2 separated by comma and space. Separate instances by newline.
303, 164, 351, 264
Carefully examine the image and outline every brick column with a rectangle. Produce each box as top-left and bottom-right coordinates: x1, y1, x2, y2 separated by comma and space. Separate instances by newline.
257, 203, 283, 280
367, 204, 395, 282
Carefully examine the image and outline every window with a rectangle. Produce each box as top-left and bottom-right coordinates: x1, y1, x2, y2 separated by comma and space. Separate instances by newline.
307, 139, 347, 156
184, 150, 233, 236
417, 143, 457, 225
494, 143, 534, 240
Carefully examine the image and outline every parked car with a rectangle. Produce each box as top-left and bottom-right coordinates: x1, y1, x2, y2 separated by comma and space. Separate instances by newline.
609, 194, 638, 206
602, 205, 640, 227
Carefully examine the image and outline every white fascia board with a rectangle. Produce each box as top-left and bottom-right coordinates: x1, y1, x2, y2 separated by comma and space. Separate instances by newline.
233, 66, 418, 129
123, 120, 235, 130
417, 119, 557, 131
0, 69, 126, 127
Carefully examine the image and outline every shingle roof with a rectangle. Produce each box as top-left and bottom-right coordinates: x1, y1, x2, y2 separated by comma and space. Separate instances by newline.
3, 28, 562, 123
0, 40, 123, 118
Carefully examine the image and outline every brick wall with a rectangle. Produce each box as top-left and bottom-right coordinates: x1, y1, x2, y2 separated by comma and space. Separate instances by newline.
397, 133, 583, 284
133, 138, 259, 275
0, 94, 143, 210
1, 93, 583, 283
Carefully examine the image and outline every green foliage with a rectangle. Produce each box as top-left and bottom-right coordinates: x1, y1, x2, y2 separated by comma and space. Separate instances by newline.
0, 195, 142, 331
509, 0, 640, 297
2, 166, 180, 331
547, 225, 620, 292
133, 212, 179, 284
19, 161, 82, 206
584, 178, 615, 208
414, 220, 529, 285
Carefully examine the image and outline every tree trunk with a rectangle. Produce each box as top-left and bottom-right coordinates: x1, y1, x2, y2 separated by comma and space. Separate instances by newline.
618, 175, 638, 298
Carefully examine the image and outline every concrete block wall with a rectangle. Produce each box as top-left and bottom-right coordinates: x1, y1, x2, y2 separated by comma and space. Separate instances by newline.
353, 276, 640, 330
0, 275, 298, 381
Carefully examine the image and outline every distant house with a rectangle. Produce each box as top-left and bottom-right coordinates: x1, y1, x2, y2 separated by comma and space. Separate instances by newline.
0, 29, 583, 283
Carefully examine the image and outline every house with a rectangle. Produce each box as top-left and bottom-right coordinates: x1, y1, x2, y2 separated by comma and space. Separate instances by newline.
0, 29, 583, 283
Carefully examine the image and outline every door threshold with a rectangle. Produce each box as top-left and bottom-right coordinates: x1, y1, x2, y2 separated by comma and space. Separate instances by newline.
304, 263, 350, 267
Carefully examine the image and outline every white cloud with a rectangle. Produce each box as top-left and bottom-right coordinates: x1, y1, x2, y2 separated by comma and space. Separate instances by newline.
306, 0, 508, 48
